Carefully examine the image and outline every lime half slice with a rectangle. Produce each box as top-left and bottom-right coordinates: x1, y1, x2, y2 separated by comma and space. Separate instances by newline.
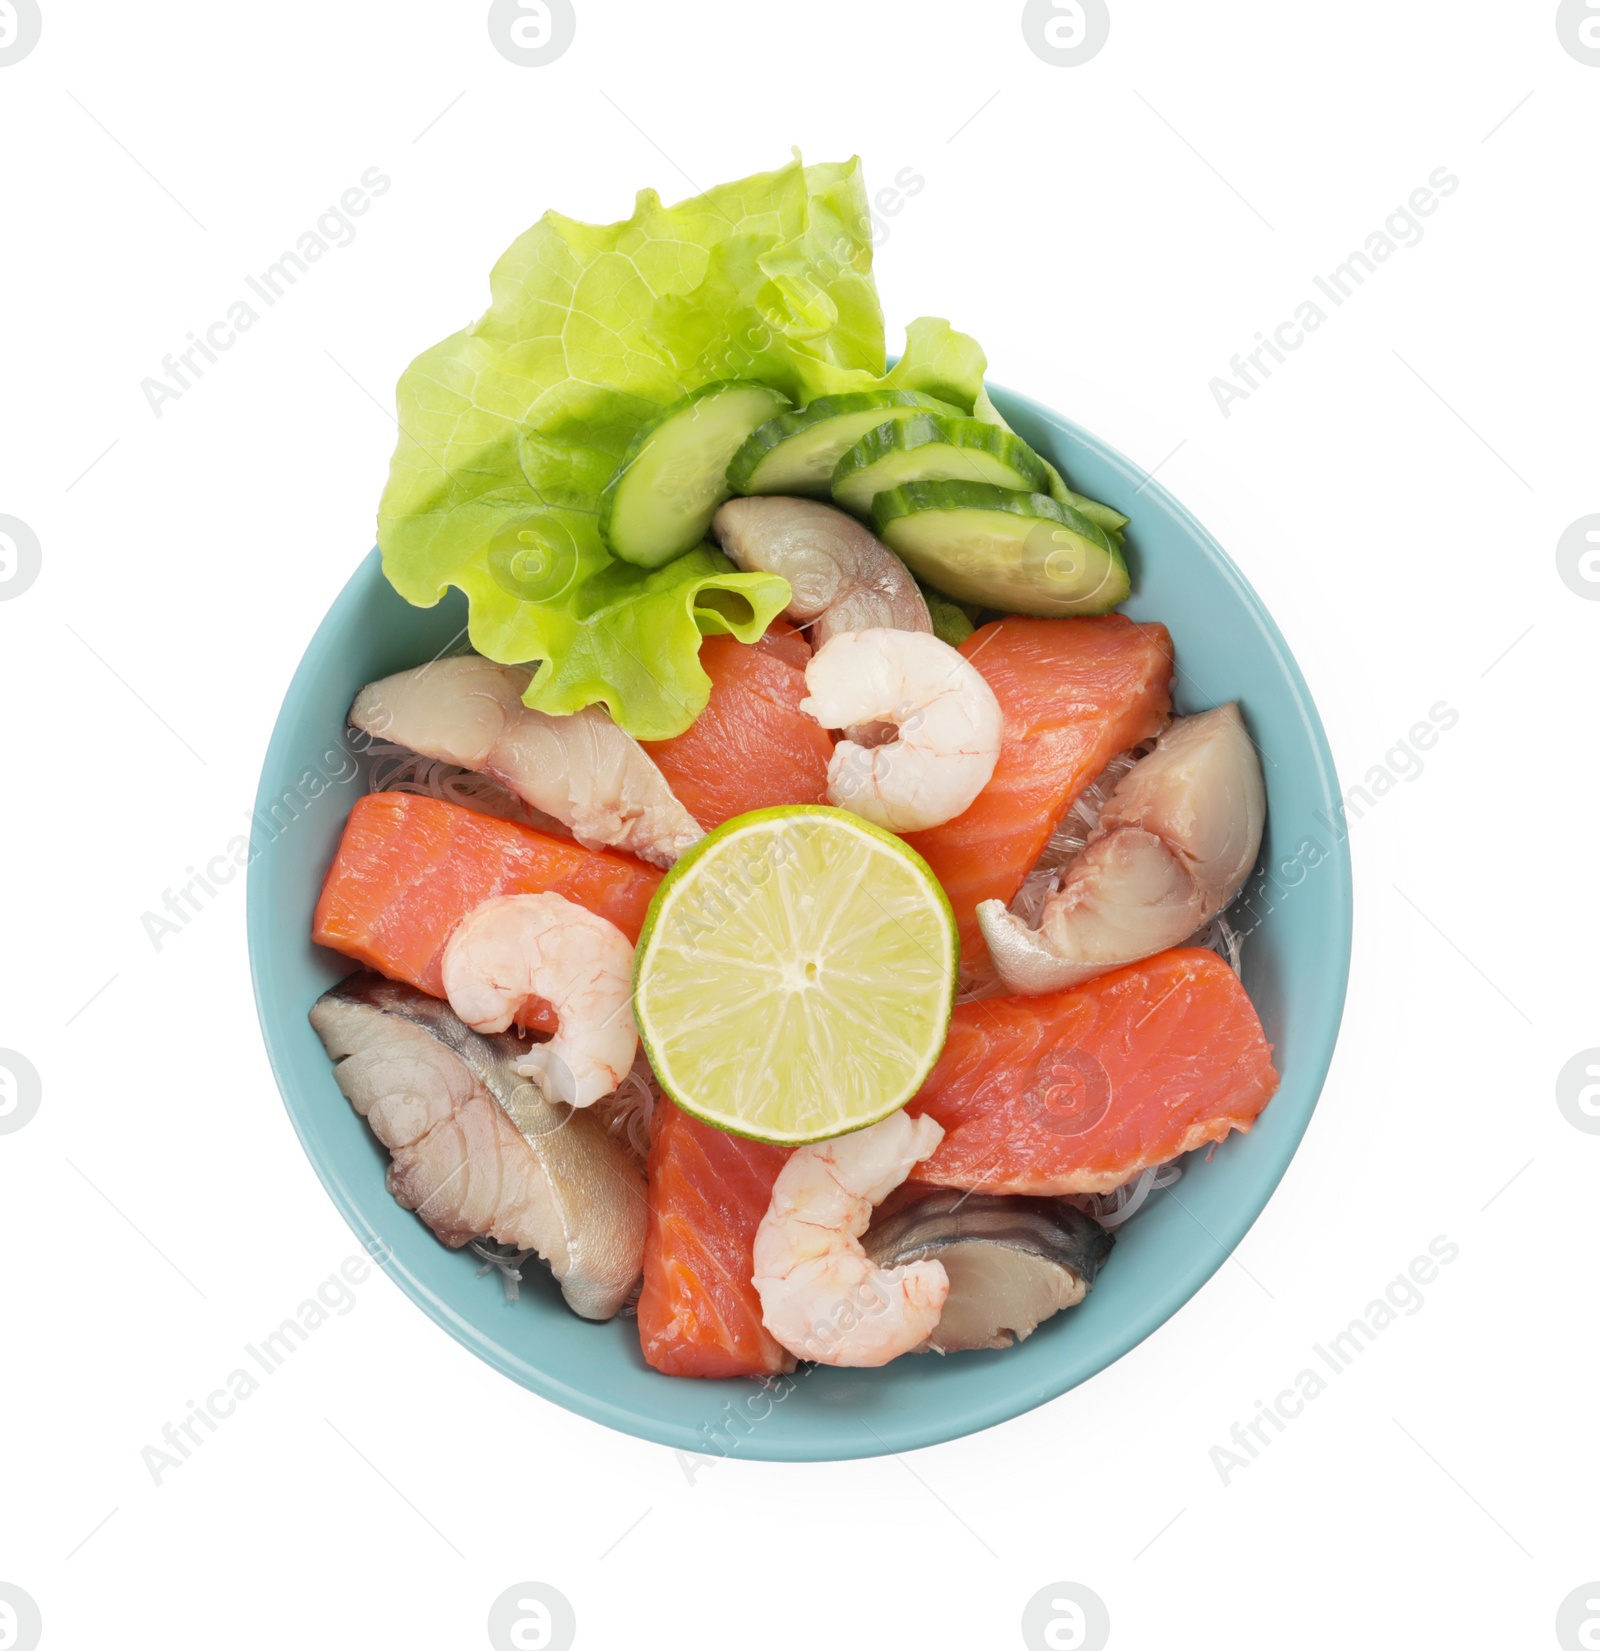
634, 806, 957, 1145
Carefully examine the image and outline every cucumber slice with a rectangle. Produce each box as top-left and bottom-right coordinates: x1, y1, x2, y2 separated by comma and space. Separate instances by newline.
727, 390, 963, 499
1056, 483, 1129, 537
971, 383, 1128, 535
873, 481, 1130, 616
831, 414, 1051, 518
602, 380, 792, 568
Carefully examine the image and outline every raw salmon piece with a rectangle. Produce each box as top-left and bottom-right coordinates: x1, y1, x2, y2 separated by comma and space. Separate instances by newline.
638, 1099, 796, 1379
911, 949, 1279, 1195
312, 793, 660, 1032
903, 616, 1174, 960
641, 622, 833, 829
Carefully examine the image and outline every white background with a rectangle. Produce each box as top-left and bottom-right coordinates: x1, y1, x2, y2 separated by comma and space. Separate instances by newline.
2, 2, 1596, 1647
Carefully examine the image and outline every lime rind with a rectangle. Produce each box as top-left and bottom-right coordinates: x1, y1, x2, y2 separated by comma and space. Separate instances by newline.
633, 806, 957, 1145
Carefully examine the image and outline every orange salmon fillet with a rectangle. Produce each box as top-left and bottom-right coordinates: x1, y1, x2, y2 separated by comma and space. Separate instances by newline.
641, 623, 832, 829
911, 949, 1280, 1195
638, 1099, 795, 1380
312, 792, 660, 1031
903, 616, 1174, 963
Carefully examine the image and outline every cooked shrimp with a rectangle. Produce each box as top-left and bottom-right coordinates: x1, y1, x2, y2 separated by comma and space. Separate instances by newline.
752, 1111, 949, 1367
712, 497, 932, 646
978, 704, 1265, 993
801, 628, 1003, 832
441, 892, 638, 1108
350, 656, 702, 868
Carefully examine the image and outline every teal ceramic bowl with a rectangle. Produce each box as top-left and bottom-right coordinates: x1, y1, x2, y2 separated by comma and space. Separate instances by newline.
248, 381, 1351, 1462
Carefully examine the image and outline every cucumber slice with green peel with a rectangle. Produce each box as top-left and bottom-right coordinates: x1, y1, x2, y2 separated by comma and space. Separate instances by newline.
874, 481, 1131, 616
726, 390, 963, 499
971, 382, 1128, 535
601, 380, 792, 568
831, 414, 1051, 518
1056, 483, 1129, 537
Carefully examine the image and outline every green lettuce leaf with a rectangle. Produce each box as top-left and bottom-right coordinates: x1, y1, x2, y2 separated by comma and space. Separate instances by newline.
377, 152, 990, 739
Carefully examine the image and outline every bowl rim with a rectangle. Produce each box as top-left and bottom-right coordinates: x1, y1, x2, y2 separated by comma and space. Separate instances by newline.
248, 378, 1352, 1460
